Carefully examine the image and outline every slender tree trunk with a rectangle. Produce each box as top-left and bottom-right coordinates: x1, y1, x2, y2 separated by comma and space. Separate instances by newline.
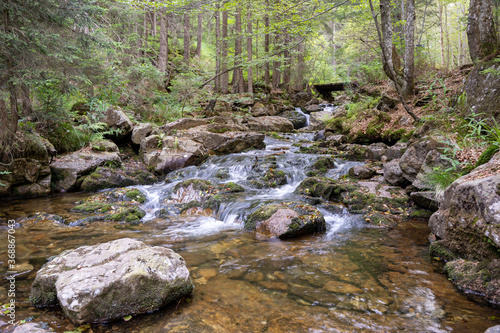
444, 4, 450, 68
439, 1, 445, 67
264, 0, 270, 87
467, 0, 498, 61
380, 0, 395, 79
282, 30, 291, 89
183, 12, 190, 65
402, 0, 415, 96
221, 9, 229, 93
196, 12, 202, 58
21, 84, 33, 117
215, 5, 221, 92
247, 6, 253, 94
272, 33, 281, 89
233, 6, 244, 93
151, 11, 157, 37
158, 9, 168, 72
296, 39, 305, 90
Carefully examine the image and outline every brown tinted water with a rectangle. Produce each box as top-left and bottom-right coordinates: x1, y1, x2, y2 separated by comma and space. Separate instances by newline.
1, 195, 499, 332
1, 134, 499, 332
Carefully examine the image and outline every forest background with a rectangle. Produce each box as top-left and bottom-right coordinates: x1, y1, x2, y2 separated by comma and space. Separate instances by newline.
0, 0, 499, 161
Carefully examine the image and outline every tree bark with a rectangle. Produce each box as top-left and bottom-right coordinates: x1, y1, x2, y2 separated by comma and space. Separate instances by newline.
221, 9, 229, 93
282, 30, 291, 89
296, 39, 305, 90
439, 1, 445, 67
21, 84, 33, 117
264, 0, 270, 87
272, 34, 281, 89
183, 12, 190, 65
158, 9, 168, 72
402, 0, 415, 97
467, 0, 498, 62
196, 12, 202, 58
215, 5, 221, 92
233, 6, 244, 93
247, 6, 253, 94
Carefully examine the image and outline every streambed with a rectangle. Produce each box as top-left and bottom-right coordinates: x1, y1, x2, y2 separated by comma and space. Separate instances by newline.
0, 134, 499, 332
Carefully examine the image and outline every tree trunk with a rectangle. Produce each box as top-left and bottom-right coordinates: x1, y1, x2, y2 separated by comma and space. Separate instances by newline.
439, 1, 445, 67
233, 7, 244, 93
221, 9, 229, 94
151, 11, 156, 37
296, 39, 305, 90
444, 4, 450, 68
467, 0, 498, 61
282, 30, 291, 89
183, 12, 190, 65
196, 12, 202, 58
158, 9, 168, 72
21, 84, 33, 117
272, 34, 281, 89
402, 0, 415, 97
215, 5, 221, 92
247, 6, 253, 94
264, 0, 270, 87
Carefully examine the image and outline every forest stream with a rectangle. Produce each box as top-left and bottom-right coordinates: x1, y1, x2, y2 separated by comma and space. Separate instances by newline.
1, 134, 500, 333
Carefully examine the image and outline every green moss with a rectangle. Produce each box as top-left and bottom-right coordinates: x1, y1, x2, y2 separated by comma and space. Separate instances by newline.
72, 202, 112, 213
109, 207, 146, 222
125, 189, 147, 203
173, 179, 214, 192
429, 241, 458, 261
245, 204, 281, 230
222, 182, 245, 193
475, 144, 499, 169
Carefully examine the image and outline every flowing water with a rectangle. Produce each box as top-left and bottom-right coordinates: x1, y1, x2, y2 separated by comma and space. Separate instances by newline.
1, 134, 499, 332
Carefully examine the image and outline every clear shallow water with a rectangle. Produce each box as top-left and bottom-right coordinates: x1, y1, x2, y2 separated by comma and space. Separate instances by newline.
0, 134, 499, 332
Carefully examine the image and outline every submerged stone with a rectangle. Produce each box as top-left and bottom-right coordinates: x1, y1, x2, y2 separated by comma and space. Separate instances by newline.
245, 202, 326, 239
31, 238, 193, 325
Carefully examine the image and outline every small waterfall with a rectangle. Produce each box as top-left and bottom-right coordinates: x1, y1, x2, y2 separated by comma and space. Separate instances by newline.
295, 107, 310, 127
137, 133, 363, 237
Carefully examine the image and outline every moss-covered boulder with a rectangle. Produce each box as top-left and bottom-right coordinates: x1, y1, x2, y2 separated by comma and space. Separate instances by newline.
80, 167, 157, 192
31, 238, 193, 324
71, 187, 147, 224
296, 177, 411, 227
245, 202, 326, 239
162, 179, 245, 217
17, 213, 66, 228
443, 259, 500, 306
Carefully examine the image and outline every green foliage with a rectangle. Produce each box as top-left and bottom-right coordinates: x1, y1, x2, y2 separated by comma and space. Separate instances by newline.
45, 123, 89, 153
480, 56, 500, 76
423, 166, 461, 201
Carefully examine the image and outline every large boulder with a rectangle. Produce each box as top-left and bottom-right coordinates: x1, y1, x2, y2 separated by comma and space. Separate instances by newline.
383, 142, 408, 161
0, 158, 51, 198
31, 238, 193, 325
80, 167, 157, 192
428, 152, 500, 260
156, 118, 209, 135
412, 149, 452, 190
383, 159, 409, 187
186, 131, 265, 154
131, 122, 153, 145
245, 202, 326, 239
141, 136, 208, 174
280, 109, 308, 129
105, 106, 134, 140
242, 116, 294, 132
463, 59, 500, 121
51, 151, 121, 192
250, 103, 278, 117
399, 137, 446, 182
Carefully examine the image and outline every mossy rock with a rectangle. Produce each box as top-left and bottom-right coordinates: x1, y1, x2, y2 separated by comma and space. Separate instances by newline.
125, 189, 147, 203
72, 202, 113, 213
215, 168, 230, 179
311, 157, 336, 173
109, 207, 146, 223
245, 202, 326, 239
429, 241, 459, 261
295, 177, 356, 202
220, 182, 245, 193
173, 179, 215, 193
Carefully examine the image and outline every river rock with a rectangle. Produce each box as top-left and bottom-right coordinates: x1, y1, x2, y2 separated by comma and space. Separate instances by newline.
131, 122, 153, 145
348, 165, 375, 179
251, 102, 277, 117
365, 143, 388, 161
485, 325, 500, 333
90, 139, 119, 152
245, 202, 326, 239
384, 159, 409, 187
376, 94, 399, 112
141, 136, 208, 174
12, 322, 52, 333
280, 109, 308, 129
410, 191, 439, 211
305, 104, 320, 113
156, 118, 209, 135
51, 151, 121, 192
80, 166, 157, 192
242, 116, 294, 132
428, 151, 500, 260
399, 137, 446, 182
384, 142, 408, 161
186, 131, 265, 154
412, 149, 452, 190
105, 106, 134, 140
31, 238, 193, 325
326, 134, 347, 146
0, 158, 51, 198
